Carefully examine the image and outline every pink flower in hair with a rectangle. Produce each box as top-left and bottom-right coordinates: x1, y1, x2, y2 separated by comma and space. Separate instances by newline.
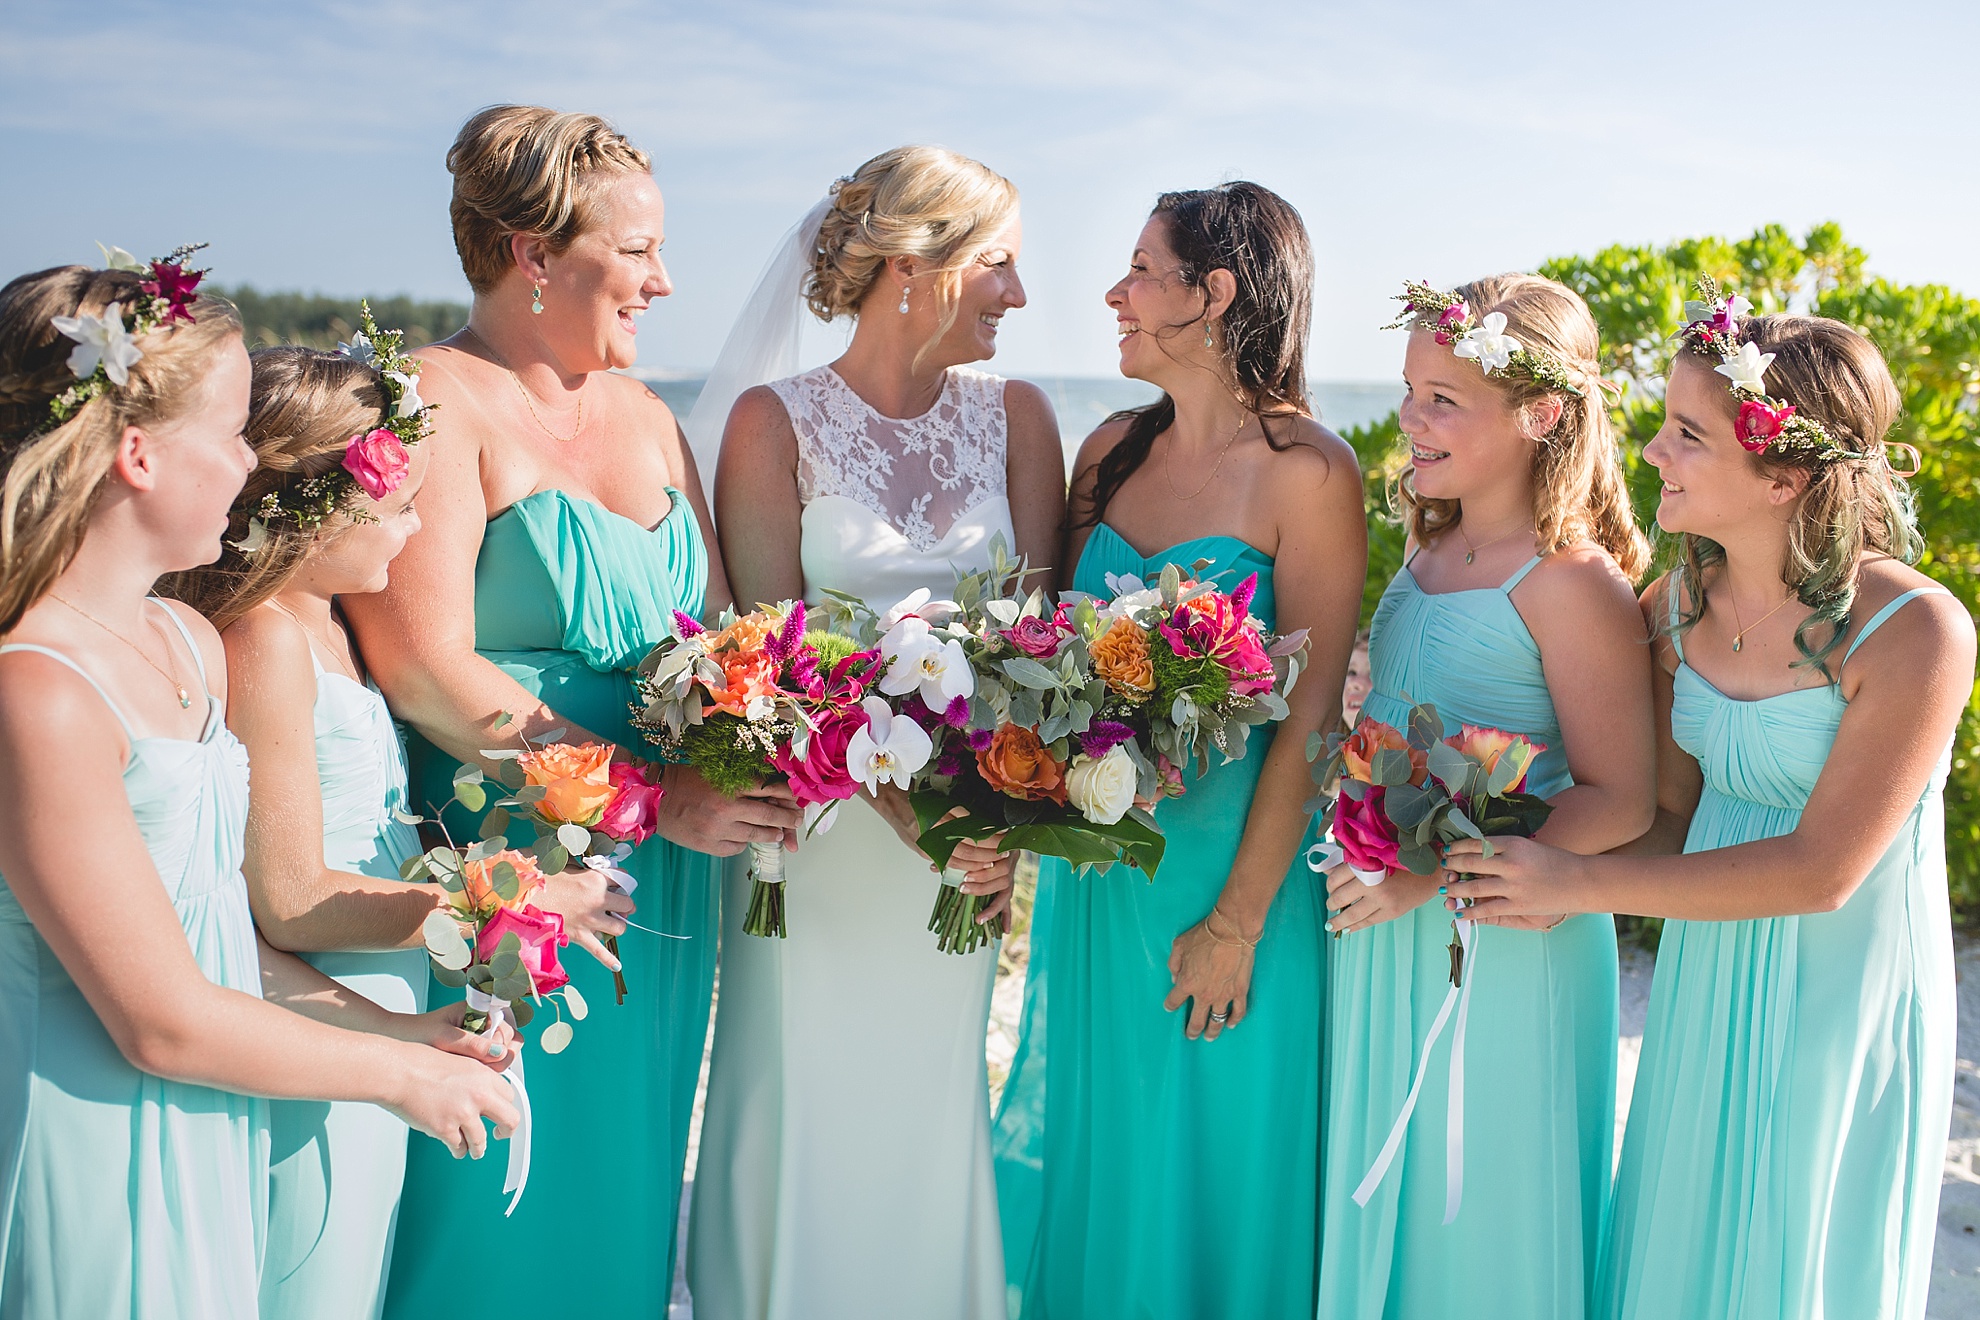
342, 428, 410, 500
1734, 399, 1795, 453
1435, 301, 1469, 346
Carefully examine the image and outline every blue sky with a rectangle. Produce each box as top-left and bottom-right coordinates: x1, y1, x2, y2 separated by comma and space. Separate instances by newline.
6, 1, 1979, 382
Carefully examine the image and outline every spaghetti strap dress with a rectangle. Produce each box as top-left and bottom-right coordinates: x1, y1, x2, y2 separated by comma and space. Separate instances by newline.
384, 487, 718, 1315
1599, 584, 1957, 1320
262, 643, 428, 1320
0, 603, 268, 1319
1317, 555, 1618, 1320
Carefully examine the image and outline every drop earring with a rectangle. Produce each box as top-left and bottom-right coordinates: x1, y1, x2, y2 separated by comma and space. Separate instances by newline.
898, 285, 911, 315
1203, 321, 1214, 349
531, 283, 544, 315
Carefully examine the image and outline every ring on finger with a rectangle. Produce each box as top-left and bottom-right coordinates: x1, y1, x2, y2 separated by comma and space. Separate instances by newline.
1207, 1006, 1230, 1024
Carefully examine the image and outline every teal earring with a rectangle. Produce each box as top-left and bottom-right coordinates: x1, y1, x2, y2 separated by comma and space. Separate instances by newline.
531, 283, 544, 315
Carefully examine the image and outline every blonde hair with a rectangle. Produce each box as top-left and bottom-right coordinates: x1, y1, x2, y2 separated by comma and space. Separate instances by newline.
1667, 313, 1921, 676
448, 104, 652, 294
1396, 272, 1650, 580
0, 266, 242, 633
807, 146, 1018, 365
160, 347, 390, 631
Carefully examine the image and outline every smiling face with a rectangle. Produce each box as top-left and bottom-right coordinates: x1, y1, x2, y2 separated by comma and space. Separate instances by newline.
1643, 354, 1794, 539
1398, 328, 1537, 502
1105, 216, 1210, 385
538, 171, 672, 372
925, 214, 1027, 365
140, 335, 257, 569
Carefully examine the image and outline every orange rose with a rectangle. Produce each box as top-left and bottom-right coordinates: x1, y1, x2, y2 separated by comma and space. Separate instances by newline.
704, 651, 782, 719
977, 724, 1068, 803
707, 612, 773, 656
1444, 723, 1542, 787
517, 742, 617, 823
455, 848, 550, 916
1340, 717, 1427, 786
1089, 616, 1154, 700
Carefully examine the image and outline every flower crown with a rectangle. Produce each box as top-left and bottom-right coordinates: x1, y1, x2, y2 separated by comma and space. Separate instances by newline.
1677, 277, 1854, 464
1388, 281, 1584, 397
231, 302, 433, 554
38, 243, 209, 433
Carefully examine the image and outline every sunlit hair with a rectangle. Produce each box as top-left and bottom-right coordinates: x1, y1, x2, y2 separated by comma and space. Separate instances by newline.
1665, 313, 1922, 677
448, 104, 652, 295
0, 265, 241, 633
1077, 181, 1315, 529
161, 348, 391, 631
807, 145, 1019, 368
1394, 272, 1649, 581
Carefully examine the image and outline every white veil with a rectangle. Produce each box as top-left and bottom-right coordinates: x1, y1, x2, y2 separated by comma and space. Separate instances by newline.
681, 196, 836, 503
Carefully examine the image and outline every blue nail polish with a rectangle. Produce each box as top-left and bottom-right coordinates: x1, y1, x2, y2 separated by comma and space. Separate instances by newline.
1438, 886, 1447, 895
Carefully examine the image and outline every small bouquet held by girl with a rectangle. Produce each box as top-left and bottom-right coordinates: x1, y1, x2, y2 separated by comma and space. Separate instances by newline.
629, 602, 888, 939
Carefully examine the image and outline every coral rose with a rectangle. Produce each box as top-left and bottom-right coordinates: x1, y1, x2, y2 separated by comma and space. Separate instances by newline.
1442, 723, 1543, 791
707, 612, 773, 656
517, 742, 616, 824
976, 724, 1068, 804
1090, 616, 1154, 699
455, 848, 549, 917
704, 651, 782, 719
1339, 717, 1427, 787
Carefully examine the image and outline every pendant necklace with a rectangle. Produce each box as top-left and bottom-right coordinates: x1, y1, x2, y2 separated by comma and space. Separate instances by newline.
1728, 587, 1797, 653
1164, 411, 1248, 501
48, 595, 193, 708
1456, 518, 1532, 565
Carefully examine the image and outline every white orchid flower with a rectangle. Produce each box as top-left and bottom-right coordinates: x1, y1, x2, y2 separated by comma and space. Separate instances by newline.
50, 304, 144, 385
228, 517, 270, 558
879, 615, 976, 707
387, 368, 423, 417
1715, 340, 1775, 394
1451, 311, 1521, 374
880, 587, 959, 630
95, 243, 145, 272
338, 330, 376, 366
1724, 294, 1754, 320
844, 696, 934, 792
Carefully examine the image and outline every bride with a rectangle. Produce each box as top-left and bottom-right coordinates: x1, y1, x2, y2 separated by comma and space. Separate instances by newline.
688, 146, 1064, 1319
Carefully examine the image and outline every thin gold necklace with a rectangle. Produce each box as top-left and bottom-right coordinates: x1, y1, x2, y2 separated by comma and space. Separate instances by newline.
1727, 585, 1798, 653
1164, 412, 1248, 501
464, 327, 586, 444
1456, 518, 1533, 565
47, 594, 193, 708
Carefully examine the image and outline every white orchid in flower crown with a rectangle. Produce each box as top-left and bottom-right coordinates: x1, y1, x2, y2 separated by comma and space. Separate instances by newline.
879, 614, 977, 710
51, 304, 145, 386
1714, 340, 1776, 395
388, 369, 424, 417
1451, 311, 1522, 375
845, 695, 934, 791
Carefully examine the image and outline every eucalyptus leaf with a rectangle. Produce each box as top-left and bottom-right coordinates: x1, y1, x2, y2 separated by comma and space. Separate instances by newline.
493, 711, 514, 731
562, 983, 588, 1021
478, 808, 511, 842
542, 844, 570, 875
510, 999, 535, 1027
493, 860, 521, 902
537, 728, 568, 743
1371, 746, 1415, 788
1487, 753, 1525, 797
454, 781, 486, 813
398, 854, 429, 882
421, 909, 473, 970
515, 784, 549, 804
392, 808, 423, 826
431, 963, 468, 988
425, 847, 461, 874
539, 1020, 574, 1054
453, 763, 485, 787
1001, 657, 1060, 690
557, 823, 592, 855
1407, 703, 1443, 750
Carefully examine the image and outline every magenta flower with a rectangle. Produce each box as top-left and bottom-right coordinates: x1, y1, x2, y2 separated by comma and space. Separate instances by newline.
1334, 788, 1402, 877
596, 761, 664, 845
477, 904, 570, 994
1078, 720, 1136, 759
341, 427, 410, 500
770, 704, 869, 807
1734, 399, 1795, 453
672, 610, 705, 638
1003, 614, 1066, 659
1434, 301, 1469, 346
142, 260, 203, 324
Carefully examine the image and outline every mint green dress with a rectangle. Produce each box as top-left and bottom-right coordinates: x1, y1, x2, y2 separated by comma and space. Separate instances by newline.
1600, 585, 1957, 1320
263, 645, 428, 1320
0, 605, 269, 1318
383, 488, 718, 1314
1318, 556, 1618, 1320
993, 527, 1327, 1320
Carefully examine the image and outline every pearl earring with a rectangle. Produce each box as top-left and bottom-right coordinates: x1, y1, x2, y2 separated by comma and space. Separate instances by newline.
531, 283, 544, 315
899, 285, 911, 315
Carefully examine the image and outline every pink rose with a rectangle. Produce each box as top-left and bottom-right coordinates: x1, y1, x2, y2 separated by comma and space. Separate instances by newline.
770, 705, 869, 807
477, 903, 570, 994
595, 761, 664, 845
1002, 615, 1066, 660
1334, 787, 1402, 877
342, 427, 410, 500
1734, 399, 1794, 453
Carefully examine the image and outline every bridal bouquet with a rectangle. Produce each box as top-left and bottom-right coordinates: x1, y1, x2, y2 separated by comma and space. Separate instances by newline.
628, 602, 890, 938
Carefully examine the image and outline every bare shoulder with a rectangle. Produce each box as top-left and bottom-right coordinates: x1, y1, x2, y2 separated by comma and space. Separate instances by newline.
1001, 378, 1056, 427
1071, 415, 1137, 480
1263, 415, 1359, 491
155, 599, 227, 694
1637, 569, 1684, 672
1527, 541, 1641, 610
1850, 557, 1975, 657
220, 602, 316, 682
726, 383, 797, 437
0, 645, 127, 759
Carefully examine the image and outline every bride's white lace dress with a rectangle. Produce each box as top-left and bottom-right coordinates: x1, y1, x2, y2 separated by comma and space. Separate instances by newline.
687, 364, 1011, 1320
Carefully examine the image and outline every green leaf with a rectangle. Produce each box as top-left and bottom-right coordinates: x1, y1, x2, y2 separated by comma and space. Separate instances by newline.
914, 809, 1002, 871
392, 808, 423, 826
1486, 753, 1525, 797
1370, 747, 1415, 788
398, 854, 429, 882
492, 860, 521, 902
515, 784, 548, 804
425, 846, 461, 874
539, 1020, 574, 1054
510, 999, 535, 1027
1001, 656, 1060, 690
556, 823, 592, 855
1396, 841, 1441, 876
493, 711, 514, 731
1384, 781, 1439, 831
541, 844, 571, 875
1426, 739, 1473, 788
453, 763, 485, 787
432, 963, 468, 988
478, 807, 511, 841
454, 781, 486, 813
562, 983, 588, 1021
494, 759, 527, 790
1407, 703, 1443, 751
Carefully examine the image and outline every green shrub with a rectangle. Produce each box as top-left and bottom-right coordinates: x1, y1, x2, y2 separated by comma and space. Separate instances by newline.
216, 285, 468, 350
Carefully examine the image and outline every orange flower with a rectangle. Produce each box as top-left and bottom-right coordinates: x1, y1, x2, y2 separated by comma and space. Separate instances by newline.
1445, 723, 1542, 787
1340, 717, 1427, 786
1089, 616, 1154, 700
704, 651, 782, 719
455, 848, 550, 916
517, 742, 617, 823
976, 724, 1068, 803
707, 612, 773, 656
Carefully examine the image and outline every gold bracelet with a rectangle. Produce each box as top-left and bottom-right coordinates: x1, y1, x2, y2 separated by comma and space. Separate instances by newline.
1205, 905, 1260, 950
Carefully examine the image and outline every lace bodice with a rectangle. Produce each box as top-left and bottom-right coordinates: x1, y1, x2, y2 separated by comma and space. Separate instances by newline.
770, 365, 1008, 553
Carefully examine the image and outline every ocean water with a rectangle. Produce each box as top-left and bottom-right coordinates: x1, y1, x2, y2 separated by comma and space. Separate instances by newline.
639, 374, 1400, 464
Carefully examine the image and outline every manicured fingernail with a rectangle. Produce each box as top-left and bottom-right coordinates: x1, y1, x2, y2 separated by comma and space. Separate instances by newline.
1438, 886, 1447, 895
1323, 921, 1334, 933
488, 1041, 504, 1056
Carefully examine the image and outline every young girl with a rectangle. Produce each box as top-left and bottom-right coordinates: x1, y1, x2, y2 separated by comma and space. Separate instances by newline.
0, 258, 517, 1319
1318, 275, 1655, 1319
1446, 299, 1972, 1320
993, 183, 1363, 1320
166, 338, 444, 1320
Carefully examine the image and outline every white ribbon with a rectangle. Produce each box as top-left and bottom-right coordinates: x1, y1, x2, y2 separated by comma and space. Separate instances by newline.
466, 985, 532, 1217
748, 838, 787, 886
579, 851, 690, 940
1351, 916, 1479, 1225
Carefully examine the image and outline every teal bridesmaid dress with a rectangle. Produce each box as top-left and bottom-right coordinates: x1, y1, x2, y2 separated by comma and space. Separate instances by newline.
992, 527, 1327, 1320
1600, 584, 1957, 1320
384, 489, 718, 1314
1317, 555, 1618, 1320
0, 603, 269, 1319
262, 644, 429, 1320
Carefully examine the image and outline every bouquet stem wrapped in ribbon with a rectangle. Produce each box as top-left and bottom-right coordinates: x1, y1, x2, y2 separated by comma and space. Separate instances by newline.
1308, 702, 1552, 1222
630, 602, 887, 938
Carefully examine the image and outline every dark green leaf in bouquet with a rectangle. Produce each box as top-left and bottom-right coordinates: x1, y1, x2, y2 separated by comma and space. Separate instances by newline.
492, 861, 521, 903
398, 854, 429, 882
515, 784, 548, 804
1002, 656, 1060, 690
1396, 840, 1442, 876
1426, 739, 1473, 790
494, 970, 534, 1003
540, 844, 570, 875
914, 807, 1002, 872
467, 964, 493, 990
494, 758, 527, 790
432, 963, 468, 988
1371, 746, 1415, 788
1475, 789, 1554, 839
1384, 781, 1439, 831
1339, 777, 1367, 801
1487, 753, 1528, 798
1408, 703, 1443, 751
426, 846, 462, 874
1443, 805, 1484, 840
479, 807, 512, 841
510, 999, 535, 1028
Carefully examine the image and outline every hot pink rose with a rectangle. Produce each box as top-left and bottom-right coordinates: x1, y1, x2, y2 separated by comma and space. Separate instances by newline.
1334, 787, 1402, 877
342, 427, 410, 500
595, 761, 664, 845
477, 903, 570, 994
1160, 587, 1276, 696
1003, 614, 1066, 660
769, 704, 869, 807
1734, 399, 1794, 453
